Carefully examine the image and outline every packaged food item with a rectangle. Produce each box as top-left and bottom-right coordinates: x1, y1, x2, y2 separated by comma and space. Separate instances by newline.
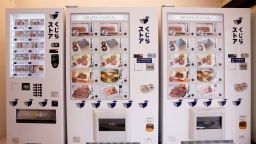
174, 39, 186, 50
197, 84, 214, 96
14, 65, 29, 72
72, 54, 90, 67
197, 68, 215, 82
30, 19, 44, 26
72, 24, 91, 36
72, 85, 90, 99
101, 69, 119, 83
168, 23, 187, 36
169, 84, 187, 98
30, 54, 44, 61
77, 39, 90, 49
72, 69, 92, 83
102, 86, 118, 96
146, 123, 154, 132
197, 53, 215, 67
170, 53, 187, 67
239, 116, 247, 130
196, 23, 213, 36
15, 19, 29, 26
197, 39, 214, 51
239, 63, 247, 70
15, 54, 29, 61
140, 84, 154, 93
29, 65, 44, 73
169, 68, 190, 82
106, 39, 119, 48
100, 24, 118, 36
146, 63, 154, 71
234, 83, 248, 92
31, 42, 44, 48
101, 54, 120, 68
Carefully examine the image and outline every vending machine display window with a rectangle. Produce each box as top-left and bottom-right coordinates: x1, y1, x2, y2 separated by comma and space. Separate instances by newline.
9, 14, 45, 77
70, 14, 130, 100
167, 14, 224, 99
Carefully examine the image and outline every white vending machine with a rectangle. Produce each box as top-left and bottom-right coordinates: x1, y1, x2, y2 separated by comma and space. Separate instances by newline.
161, 7, 251, 144
6, 9, 65, 144
66, 7, 159, 143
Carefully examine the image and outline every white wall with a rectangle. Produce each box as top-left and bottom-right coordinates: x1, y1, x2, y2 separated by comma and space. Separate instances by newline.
251, 5, 256, 143
0, 0, 14, 139
0, 0, 222, 138
14, 0, 222, 8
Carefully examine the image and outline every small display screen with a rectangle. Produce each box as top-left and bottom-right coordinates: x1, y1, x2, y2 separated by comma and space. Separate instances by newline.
196, 116, 222, 129
16, 109, 56, 124
99, 118, 125, 131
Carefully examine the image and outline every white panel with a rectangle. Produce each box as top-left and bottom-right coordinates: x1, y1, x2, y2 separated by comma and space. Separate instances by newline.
6, 8, 65, 144
161, 7, 251, 144
66, 7, 159, 144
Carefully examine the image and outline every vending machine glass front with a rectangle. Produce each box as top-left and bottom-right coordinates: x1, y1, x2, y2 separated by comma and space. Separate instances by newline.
9, 14, 45, 78
70, 14, 130, 100
167, 13, 224, 99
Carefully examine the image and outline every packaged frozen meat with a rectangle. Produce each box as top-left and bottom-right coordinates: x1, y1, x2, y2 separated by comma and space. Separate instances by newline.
169, 68, 190, 82
197, 53, 215, 67
14, 54, 29, 61
77, 39, 90, 50
169, 84, 188, 98
196, 23, 213, 36
30, 54, 44, 61
72, 85, 90, 99
168, 23, 187, 36
197, 38, 214, 51
15, 19, 29, 26
72, 54, 91, 67
14, 65, 30, 72
174, 39, 186, 50
106, 39, 119, 49
197, 84, 214, 96
30, 19, 44, 26
169, 39, 187, 51
102, 86, 118, 96
169, 53, 188, 67
15, 42, 30, 49
72, 69, 92, 83
30, 31, 44, 37
101, 54, 120, 68
31, 42, 44, 48
100, 23, 119, 36
72, 23, 91, 36
15, 31, 30, 38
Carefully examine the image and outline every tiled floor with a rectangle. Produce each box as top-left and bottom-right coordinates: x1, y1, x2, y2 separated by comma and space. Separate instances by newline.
0, 137, 6, 144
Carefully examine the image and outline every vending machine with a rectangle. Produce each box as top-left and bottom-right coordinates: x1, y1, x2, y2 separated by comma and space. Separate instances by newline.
6, 9, 65, 143
66, 7, 159, 143
161, 7, 251, 144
